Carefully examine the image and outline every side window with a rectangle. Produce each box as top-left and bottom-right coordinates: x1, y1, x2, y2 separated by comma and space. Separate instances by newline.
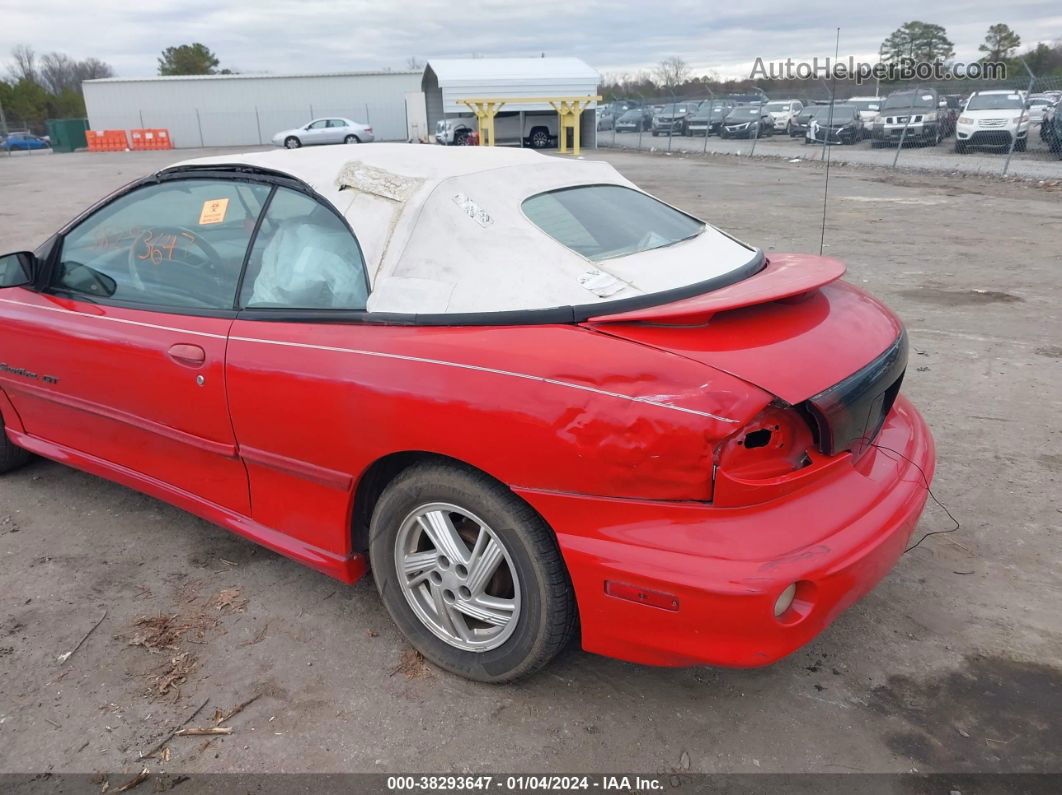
54, 179, 271, 310
308, 120, 328, 129
327, 119, 345, 128
240, 187, 368, 311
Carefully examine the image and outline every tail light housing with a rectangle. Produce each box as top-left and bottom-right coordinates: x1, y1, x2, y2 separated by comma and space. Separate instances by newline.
711, 404, 846, 507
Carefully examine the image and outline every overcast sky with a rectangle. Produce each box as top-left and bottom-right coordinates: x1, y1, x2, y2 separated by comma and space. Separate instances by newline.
3, 0, 1060, 80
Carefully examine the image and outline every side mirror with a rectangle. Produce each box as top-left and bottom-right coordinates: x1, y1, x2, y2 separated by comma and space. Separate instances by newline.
0, 252, 35, 288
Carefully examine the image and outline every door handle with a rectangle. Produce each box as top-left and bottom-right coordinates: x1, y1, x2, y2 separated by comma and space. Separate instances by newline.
168, 343, 206, 368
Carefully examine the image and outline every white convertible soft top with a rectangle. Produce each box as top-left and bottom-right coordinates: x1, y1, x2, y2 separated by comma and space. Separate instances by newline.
173, 144, 758, 315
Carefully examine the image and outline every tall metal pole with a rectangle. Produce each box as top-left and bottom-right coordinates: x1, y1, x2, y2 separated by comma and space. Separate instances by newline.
819, 28, 841, 255
892, 85, 917, 169
749, 98, 764, 156
1003, 59, 1036, 177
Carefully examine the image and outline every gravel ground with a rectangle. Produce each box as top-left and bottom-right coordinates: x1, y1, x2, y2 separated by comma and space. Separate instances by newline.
598, 126, 1062, 182
0, 146, 1060, 781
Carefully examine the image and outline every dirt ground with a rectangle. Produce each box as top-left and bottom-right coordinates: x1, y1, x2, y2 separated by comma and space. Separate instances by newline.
0, 146, 1060, 778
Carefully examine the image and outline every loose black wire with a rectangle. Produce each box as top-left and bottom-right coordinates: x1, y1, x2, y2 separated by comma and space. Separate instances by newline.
864, 440, 961, 553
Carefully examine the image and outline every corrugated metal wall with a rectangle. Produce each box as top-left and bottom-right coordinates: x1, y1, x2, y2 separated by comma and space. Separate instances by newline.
83, 72, 422, 148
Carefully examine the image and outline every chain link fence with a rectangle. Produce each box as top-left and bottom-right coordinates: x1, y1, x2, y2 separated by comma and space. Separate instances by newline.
597, 67, 1062, 179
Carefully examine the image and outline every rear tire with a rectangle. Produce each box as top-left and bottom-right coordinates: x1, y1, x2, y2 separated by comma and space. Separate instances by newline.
284, 136, 301, 149
369, 462, 576, 683
1014, 138, 1027, 152
344, 134, 361, 144
0, 416, 31, 474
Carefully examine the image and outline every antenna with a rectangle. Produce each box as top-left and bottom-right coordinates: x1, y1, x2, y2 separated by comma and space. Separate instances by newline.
819, 27, 840, 257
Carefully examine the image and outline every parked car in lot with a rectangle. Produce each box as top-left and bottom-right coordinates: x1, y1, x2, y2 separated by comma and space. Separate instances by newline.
272, 118, 374, 148
790, 106, 824, 138
1040, 101, 1062, 153
870, 89, 947, 147
726, 91, 769, 105
687, 100, 736, 136
719, 106, 775, 138
955, 90, 1030, 153
940, 94, 965, 136
1026, 95, 1057, 124
1, 132, 50, 151
762, 99, 804, 134
844, 96, 883, 131
436, 113, 556, 148
651, 102, 696, 136
0, 144, 933, 682
804, 104, 863, 145
597, 101, 638, 131
614, 107, 653, 132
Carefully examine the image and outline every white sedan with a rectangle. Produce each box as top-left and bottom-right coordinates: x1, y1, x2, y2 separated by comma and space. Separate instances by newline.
272, 117, 374, 149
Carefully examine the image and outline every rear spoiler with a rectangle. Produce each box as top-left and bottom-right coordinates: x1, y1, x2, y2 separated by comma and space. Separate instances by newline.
586, 254, 846, 325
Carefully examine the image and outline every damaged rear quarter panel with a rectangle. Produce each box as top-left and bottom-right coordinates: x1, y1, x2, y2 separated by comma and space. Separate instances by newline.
225, 322, 770, 505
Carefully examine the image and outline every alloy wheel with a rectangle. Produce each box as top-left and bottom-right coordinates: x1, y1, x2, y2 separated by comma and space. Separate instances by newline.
394, 502, 521, 652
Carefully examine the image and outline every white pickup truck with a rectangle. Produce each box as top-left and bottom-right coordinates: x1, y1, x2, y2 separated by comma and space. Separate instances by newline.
435, 112, 559, 148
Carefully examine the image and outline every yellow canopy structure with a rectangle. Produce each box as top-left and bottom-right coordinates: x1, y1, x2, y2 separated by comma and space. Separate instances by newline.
457, 95, 602, 155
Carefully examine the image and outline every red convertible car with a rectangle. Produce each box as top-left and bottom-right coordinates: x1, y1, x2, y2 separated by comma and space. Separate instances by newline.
0, 145, 933, 682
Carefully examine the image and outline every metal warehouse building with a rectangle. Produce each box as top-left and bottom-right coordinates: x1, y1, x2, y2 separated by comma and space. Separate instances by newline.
82, 71, 422, 149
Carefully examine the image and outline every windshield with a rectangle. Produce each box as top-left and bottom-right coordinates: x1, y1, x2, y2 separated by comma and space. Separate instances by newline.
821, 107, 857, 120
728, 108, 760, 120
966, 93, 1024, 110
523, 185, 705, 262
883, 92, 936, 110
618, 110, 643, 121
846, 100, 880, 112
764, 102, 791, 112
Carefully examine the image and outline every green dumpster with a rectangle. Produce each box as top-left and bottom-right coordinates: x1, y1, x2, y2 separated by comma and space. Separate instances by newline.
46, 118, 89, 153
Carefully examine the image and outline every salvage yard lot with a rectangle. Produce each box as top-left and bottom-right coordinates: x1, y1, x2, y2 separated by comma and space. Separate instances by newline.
601, 128, 1062, 182
0, 146, 1060, 776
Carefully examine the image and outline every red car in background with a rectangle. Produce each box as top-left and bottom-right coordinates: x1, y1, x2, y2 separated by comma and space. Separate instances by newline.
0, 145, 933, 682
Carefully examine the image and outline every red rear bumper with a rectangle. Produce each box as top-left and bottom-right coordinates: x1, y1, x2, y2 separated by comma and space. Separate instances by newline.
515, 395, 934, 667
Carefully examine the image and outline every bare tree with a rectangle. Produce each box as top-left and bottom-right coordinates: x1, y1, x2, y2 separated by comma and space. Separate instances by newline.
8, 44, 38, 83
77, 58, 114, 82
39, 52, 77, 94
38, 52, 115, 94
653, 56, 691, 93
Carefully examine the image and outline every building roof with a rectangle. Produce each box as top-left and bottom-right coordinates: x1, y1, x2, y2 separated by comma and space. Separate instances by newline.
169, 144, 754, 315
426, 57, 599, 84
84, 70, 420, 84
423, 57, 600, 113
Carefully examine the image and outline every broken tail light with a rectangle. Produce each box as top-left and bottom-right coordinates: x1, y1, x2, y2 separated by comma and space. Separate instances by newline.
711, 404, 845, 507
